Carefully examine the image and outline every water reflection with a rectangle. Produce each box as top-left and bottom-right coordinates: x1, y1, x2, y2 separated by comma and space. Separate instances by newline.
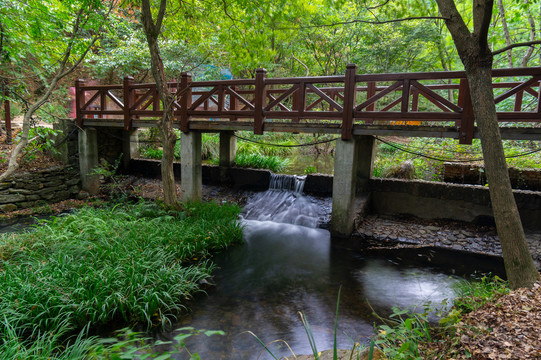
357, 260, 457, 317
156, 219, 459, 359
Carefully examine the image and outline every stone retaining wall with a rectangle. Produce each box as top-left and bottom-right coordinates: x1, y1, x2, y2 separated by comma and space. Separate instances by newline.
368, 178, 541, 230
443, 163, 541, 191
0, 166, 81, 212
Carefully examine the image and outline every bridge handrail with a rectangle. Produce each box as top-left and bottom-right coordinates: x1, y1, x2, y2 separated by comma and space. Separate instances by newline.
75, 65, 541, 144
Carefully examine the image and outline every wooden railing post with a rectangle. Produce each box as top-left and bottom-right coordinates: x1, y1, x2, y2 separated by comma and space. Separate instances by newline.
458, 78, 474, 144
401, 79, 411, 113
341, 64, 357, 140
411, 88, 419, 111
292, 90, 300, 123
365, 80, 376, 124
229, 85, 237, 121
99, 90, 106, 119
75, 79, 85, 128
537, 79, 541, 113
254, 68, 267, 135
180, 72, 192, 133
514, 90, 523, 111
123, 76, 134, 130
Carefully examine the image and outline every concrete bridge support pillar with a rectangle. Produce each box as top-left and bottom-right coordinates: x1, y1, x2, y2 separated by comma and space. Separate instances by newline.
78, 127, 100, 195
181, 131, 202, 202
219, 131, 237, 183
331, 135, 376, 238
122, 129, 139, 170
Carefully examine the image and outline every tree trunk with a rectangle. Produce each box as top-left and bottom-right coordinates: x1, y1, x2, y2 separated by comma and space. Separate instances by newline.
435, 0, 539, 289
466, 65, 539, 288
141, 0, 178, 206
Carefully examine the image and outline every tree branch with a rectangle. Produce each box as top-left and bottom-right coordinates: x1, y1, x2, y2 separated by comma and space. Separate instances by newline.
141, 0, 157, 35
292, 54, 309, 76
155, 0, 168, 33
277, 16, 446, 30
473, 0, 493, 51
493, 40, 541, 56
366, 0, 391, 10
221, 0, 240, 23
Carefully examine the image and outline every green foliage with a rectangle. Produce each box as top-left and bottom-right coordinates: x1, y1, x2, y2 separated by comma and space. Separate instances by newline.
201, 133, 220, 160
88, 326, 226, 359
373, 307, 431, 360
0, 319, 101, 360
234, 153, 290, 173
304, 165, 317, 175
300, 312, 320, 360
89, 10, 215, 82
1, 0, 112, 94
235, 132, 295, 158
450, 274, 509, 315
91, 155, 127, 200
140, 147, 164, 160
0, 201, 242, 357
374, 138, 541, 182
17, 127, 61, 165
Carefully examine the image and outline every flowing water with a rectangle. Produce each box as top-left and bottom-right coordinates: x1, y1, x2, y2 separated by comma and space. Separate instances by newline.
154, 174, 464, 359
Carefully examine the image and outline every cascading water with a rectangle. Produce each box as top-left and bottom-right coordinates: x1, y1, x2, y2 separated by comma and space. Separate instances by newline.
241, 173, 321, 228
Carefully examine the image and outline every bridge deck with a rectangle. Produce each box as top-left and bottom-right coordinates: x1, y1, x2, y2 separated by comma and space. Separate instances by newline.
76, 65, 541, 143
81, 118, 541, 141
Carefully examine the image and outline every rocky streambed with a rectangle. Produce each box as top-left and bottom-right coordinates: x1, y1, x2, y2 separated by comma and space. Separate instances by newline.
354, 214, 541, 271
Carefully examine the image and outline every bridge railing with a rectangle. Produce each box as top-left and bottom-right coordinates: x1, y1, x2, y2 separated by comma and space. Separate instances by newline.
75, 65, 541, 143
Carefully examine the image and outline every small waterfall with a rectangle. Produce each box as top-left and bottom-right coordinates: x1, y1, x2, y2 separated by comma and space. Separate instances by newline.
268, 174, 306, 194
241, 174, 320, 228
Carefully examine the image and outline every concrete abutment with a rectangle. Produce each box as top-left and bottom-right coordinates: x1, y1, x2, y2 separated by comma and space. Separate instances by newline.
78, 127, 99, 195
331, 135, 376, 238
180, 131, 202, 202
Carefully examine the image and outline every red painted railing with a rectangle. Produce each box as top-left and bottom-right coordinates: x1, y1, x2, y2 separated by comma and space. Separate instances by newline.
75, 65, 541, 144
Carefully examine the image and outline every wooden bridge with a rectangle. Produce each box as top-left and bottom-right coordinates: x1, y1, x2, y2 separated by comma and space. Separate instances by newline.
76, 65, 541, 144
74, 65, 541, 237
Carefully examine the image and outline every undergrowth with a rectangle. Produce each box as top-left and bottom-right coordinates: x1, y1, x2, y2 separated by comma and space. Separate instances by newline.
372, 274, 509, 359
374, 138, 541, 181
0, 200, 242, 358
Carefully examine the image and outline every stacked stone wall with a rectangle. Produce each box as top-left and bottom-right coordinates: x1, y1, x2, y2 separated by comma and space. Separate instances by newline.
0, 166, 80, 212
443, 163, 541, 191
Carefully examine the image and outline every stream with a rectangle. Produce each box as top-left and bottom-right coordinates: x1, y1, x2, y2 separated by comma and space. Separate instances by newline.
154, 175, 464, 359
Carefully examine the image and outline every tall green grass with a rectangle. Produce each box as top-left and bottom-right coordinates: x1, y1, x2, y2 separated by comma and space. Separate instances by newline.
0, 201, 242, 358
233, 153, 290, 172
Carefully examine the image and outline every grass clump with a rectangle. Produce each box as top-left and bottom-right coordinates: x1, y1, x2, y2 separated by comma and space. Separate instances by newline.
0, 200, 242, 358
233, 153, 290, 172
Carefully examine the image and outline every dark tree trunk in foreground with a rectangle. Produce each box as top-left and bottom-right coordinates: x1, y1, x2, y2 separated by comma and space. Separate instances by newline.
141, 0, 178, 206
435, 0, 539, 289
